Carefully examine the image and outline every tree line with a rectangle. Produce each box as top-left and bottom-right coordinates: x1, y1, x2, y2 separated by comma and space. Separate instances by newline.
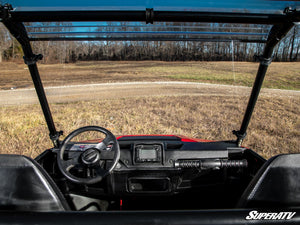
0, 22, 299, 63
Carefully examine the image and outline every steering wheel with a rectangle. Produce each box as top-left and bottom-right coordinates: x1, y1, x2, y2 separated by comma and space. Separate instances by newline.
57, 126, 120, 185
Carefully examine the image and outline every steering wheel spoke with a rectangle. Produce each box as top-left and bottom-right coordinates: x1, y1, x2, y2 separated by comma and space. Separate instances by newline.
103, 135, 114, 146
95, 135, 114, 151
57, 126, 120, 184
61, 156, 79, 170
95, 141, 107, 151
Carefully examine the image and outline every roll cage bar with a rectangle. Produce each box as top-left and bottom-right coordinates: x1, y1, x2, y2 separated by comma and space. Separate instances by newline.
0, 4, 299, 147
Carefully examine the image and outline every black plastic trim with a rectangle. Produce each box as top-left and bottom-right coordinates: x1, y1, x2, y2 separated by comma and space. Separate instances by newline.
1, 209, 300, 225
7, 10, 299, 24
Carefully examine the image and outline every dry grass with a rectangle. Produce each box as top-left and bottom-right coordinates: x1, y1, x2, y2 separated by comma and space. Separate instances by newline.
0, 61, 299, 90
0, 61, 299, 159
0, 95, 299, 159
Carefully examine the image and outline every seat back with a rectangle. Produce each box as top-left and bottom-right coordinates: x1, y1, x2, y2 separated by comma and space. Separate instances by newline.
237, 154, 300, 208
0, 154, 70, 211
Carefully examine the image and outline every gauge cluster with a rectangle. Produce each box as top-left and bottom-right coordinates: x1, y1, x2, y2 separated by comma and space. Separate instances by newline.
134, 143, 163, 164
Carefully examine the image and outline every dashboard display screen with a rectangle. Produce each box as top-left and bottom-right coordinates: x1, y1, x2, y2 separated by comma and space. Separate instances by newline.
135, 144, 162, 163
138, 149, 157, 160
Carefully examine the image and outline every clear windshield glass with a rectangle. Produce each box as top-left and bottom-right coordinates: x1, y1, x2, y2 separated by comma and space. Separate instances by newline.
25, 22, 271, 43
0, 0, 299, 159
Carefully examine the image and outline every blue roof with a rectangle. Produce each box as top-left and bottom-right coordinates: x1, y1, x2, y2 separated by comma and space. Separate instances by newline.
5, 0, 300, 14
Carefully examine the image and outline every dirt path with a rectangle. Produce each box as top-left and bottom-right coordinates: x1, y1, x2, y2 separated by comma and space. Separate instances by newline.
0, 81, 299, 106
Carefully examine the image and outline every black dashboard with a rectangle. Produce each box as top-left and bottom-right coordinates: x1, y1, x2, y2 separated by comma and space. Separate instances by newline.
37, 135, 264, 210
108, 136, 248, 196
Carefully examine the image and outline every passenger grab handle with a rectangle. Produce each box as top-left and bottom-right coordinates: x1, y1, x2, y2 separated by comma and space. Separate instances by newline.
174, 159, 248, 169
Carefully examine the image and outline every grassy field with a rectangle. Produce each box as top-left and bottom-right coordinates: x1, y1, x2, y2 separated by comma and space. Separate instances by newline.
0, 61, 299, 90
0, 61, 299, 159
0, 94, 299, 159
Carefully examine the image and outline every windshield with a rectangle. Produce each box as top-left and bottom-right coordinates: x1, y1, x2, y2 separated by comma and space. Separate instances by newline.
24, 22, 270, 43
0, 1, 299, 160
0, 58, 299, 159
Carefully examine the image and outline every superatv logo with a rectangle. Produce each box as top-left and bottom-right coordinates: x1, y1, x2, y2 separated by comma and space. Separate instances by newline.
246, 210, 296, 220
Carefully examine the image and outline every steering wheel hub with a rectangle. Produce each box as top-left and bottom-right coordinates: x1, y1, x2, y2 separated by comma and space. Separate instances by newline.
81, 148, 100, 166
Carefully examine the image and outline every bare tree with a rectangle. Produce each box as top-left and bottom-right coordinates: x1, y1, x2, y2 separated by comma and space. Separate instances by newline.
0, 23, 12, 62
